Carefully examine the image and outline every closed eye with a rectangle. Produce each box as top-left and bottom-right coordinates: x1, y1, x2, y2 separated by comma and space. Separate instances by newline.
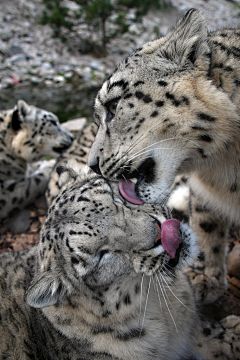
99, 249, 109, 262
47, 118, 58, 126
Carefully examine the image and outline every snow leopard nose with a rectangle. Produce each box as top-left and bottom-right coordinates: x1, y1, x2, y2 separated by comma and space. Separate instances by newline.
89, 157, 102, 175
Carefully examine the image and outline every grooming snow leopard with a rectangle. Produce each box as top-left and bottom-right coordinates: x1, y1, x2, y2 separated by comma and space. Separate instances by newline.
88, 8, 240, 304
0, 100, 73, 220
0, 165, 239, 360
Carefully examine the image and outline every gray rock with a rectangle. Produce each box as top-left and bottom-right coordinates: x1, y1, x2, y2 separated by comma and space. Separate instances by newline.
90, 60, 102, 69
92, 69, 105, 82
4, 15, 14, 22
73, 66, 84, 78
31, 76, 41, 84
62, 118, 86, 132
0, 0, 239, 97
82, 67, 91, 82
0, 28, 12, 41
0, 40, 8, 55
9, 45, 24, 56
1, 77, 15, 88
56, 64, 71, 73
28, 67, 40, 75
40, 68, 55, 78
9, 53, 27, 63
53, 75, 65, 83
41, 61, 52, 70
44, 79, 54, 87
64, 71, 73, 79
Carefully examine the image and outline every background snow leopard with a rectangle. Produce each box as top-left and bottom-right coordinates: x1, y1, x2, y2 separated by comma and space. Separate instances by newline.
0, 99, 73, 220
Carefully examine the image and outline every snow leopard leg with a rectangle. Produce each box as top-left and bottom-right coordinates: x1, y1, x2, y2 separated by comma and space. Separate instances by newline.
0, 160, 55, 220
194, 315, 240, 360
185, 190, 228, 304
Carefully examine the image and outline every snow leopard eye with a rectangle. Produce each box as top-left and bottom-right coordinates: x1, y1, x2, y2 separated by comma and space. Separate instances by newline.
109, 100, 118, 115
105, 98, 120, 122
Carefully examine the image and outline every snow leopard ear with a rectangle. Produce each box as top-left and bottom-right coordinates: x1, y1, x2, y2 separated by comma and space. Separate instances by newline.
25, 272, 64, 308
11, 100, 31, 131
17, 100, 31, 119
162, 9, 209, 69
11, 108, 22, 131
57, 165, 79, 188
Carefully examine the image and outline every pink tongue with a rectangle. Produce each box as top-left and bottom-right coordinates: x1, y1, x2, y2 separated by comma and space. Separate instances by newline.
161, 219, 181, 258
119, 181, 181, 257
119, 180, 144, 205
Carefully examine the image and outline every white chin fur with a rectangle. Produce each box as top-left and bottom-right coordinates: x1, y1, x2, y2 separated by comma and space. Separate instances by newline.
167, 184, 190, 214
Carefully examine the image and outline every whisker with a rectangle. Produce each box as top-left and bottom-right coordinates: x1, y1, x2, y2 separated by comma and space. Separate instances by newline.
179, 135, 202, 149
128, 140, 176, 160
139, 276, 151, 338
162, 265, 180, 281
123, 132, 198, 168
154, 273, 162, 312
139, 274, 144, 325
122, 174, 127, 182
111, 125, 201, 182
156, 271, 178, 332
125, 137, 183, 164
161, 271, 189, 310
129, 149, 176, 165
160, 272, 181, 294
111, 132, 199, 182
184, 256, 198, 268
120, 164, 138, 174
121, 119, 169, 158
153, 182, 172, 206
159, 272, 175, 312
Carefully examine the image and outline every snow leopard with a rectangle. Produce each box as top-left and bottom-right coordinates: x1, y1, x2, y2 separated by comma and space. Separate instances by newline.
88, 8, 240, 304
0, 165, 239, 359
0, 99, 73, 220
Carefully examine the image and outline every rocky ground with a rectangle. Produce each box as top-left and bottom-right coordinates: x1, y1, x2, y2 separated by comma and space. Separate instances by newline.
1, 0, 240, 93
1, 0, 240, 117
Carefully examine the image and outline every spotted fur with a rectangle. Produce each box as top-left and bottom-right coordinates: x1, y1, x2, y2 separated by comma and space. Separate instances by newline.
88, 9, 240, 303
46, 121, 98, 205
0, 100, 73, 220
0, 166, 239, 359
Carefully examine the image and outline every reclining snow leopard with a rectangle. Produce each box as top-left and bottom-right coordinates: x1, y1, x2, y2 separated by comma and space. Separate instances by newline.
0, 99, 73, 220
0, 165, 239, 360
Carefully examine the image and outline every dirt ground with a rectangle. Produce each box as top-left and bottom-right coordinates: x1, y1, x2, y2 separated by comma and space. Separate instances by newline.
0, 206, 240, 322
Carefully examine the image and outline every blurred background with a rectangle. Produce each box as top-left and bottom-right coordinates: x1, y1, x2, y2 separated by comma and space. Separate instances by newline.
1, 0, 240, 122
